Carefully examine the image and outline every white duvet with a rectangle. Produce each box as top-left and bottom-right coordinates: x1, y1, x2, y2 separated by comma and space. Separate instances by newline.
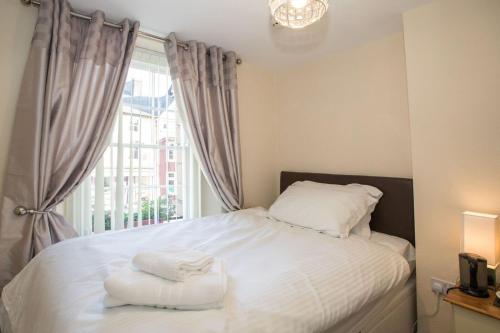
1, 208, 410, 333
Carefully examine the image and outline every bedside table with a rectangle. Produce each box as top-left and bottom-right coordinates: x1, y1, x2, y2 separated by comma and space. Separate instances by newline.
444, 286, 500, 333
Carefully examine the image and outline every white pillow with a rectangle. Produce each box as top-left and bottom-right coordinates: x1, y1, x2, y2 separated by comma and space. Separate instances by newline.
269, 182, 380, 238
350, 215, 372, 239
294, 181, 382, 199
293, 181, 383, 239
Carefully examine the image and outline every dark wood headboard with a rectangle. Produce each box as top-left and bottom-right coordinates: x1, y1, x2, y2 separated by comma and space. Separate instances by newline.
280, 171, 415, 246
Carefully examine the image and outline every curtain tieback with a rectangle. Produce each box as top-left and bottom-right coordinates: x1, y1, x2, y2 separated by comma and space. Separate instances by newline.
13, 206, 53, 216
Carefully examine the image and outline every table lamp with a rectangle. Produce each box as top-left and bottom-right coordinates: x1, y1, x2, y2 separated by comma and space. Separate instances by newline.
461, 211, 500, 286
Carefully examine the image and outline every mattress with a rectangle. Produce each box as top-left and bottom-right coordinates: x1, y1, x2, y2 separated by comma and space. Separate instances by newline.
1, 208, 412, 333
327, 275, 416, 333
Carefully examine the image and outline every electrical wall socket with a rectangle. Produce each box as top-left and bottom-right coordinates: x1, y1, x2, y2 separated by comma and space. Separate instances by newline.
431, 277, 455, 295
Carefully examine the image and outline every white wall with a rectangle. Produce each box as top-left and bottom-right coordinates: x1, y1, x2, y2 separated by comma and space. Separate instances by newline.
196, 36, 414, 212
274, 33, 413, 179
238, 62, 278, 208
0, 0, 37, 194
404, 1, 500, 332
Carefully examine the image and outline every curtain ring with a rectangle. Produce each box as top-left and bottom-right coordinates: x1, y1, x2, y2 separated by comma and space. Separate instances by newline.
14, 206, 52, 216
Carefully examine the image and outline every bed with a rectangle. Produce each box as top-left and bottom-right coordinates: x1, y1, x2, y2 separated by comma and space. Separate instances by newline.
0, 171, 416, 333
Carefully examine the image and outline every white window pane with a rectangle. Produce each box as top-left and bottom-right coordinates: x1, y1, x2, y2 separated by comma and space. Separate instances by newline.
67, 47, 193, 235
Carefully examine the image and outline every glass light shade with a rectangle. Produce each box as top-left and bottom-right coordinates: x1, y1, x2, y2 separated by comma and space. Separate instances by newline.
269, 0, 329, 29
290, 0, 308, 8
461, 211, 500, 267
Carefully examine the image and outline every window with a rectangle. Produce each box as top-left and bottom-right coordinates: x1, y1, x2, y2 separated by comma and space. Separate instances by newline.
66, 47, 200, 235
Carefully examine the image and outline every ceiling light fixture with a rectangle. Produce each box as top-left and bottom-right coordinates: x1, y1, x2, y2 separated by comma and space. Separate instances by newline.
269, 0, 329, 29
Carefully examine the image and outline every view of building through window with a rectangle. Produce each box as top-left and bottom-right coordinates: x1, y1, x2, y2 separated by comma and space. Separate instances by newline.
70, 48, 191, 234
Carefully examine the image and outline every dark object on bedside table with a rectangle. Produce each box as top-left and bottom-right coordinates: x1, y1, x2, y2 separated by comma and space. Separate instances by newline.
459, 253, 489, 298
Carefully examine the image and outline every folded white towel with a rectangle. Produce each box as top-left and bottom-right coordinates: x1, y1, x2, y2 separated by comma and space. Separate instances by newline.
132, 247, 214, 282
104, 259, 227, 310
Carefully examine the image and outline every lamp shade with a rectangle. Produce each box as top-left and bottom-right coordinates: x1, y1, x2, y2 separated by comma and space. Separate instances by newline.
461, 211, 500, 267
269, 0, 329, 29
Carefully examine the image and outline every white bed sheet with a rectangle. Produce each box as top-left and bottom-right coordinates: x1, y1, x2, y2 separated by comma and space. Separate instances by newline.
0, 277, 416, 333
1, 208, 411, 333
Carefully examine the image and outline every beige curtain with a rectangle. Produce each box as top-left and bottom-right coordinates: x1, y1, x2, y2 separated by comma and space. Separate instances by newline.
164, 33, 243, 212
0, 0, 138, 289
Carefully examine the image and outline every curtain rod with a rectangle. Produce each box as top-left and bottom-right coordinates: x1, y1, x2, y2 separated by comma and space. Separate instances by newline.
22, 0, 242, 64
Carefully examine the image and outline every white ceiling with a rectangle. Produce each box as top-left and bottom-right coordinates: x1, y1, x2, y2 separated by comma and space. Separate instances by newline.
69, 0, 433, 69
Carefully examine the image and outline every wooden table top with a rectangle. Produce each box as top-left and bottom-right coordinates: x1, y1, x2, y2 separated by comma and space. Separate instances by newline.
444, 286, 500, 320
